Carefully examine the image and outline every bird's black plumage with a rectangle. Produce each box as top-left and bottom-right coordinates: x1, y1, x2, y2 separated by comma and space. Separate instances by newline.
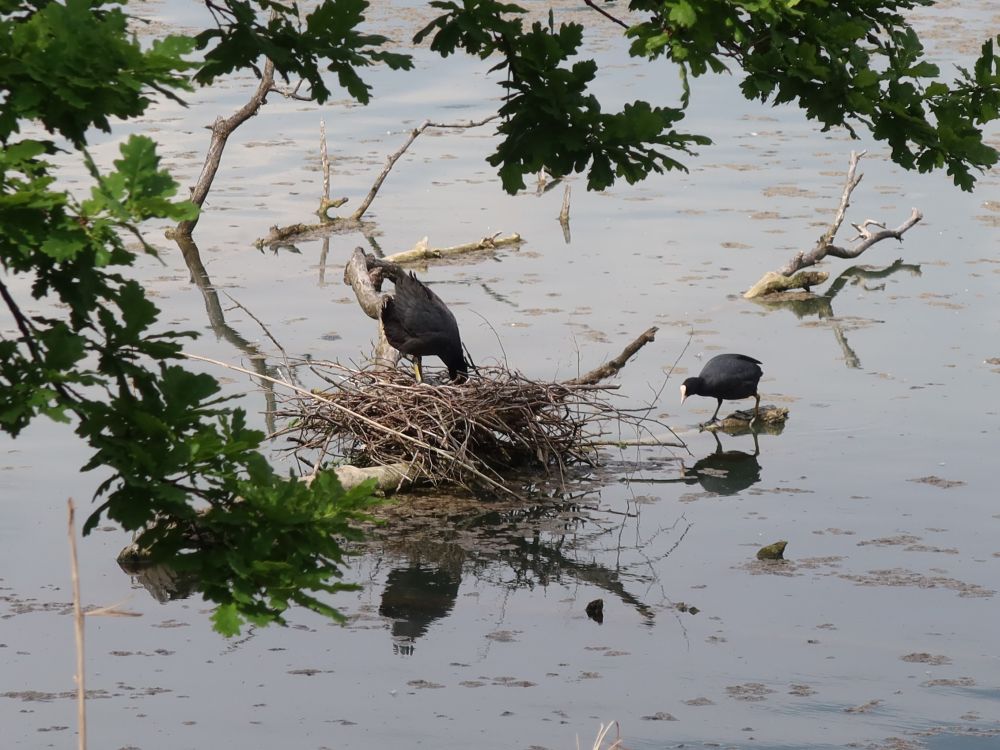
681, 353, 763, 423
370, 258, 468, 382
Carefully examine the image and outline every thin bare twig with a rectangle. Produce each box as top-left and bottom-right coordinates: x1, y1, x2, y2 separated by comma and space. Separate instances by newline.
320, 119, 330, 202
221, 290, 288, 362
351, 115, 499, 220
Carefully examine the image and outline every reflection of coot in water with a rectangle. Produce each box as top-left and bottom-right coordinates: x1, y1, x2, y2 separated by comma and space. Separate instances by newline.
379, 564, 461, 649
683, 431, 761, 496
681, 353, 763, 424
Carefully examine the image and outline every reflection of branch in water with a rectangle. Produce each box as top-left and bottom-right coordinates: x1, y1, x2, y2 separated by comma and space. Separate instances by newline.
825, 258, 921, 300
750, 259, 921, 369
174, 234, 278, 433
480, 283, 519, 308
831, 324, 861, 369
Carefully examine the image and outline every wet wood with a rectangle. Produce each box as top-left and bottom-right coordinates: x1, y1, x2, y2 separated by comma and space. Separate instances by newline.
703, 404, 789, 432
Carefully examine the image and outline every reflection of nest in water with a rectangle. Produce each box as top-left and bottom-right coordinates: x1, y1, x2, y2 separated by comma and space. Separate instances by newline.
278, 363, 669, 491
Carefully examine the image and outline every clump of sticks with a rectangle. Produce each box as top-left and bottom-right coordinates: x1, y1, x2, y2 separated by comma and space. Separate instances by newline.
277, 356, 679, 495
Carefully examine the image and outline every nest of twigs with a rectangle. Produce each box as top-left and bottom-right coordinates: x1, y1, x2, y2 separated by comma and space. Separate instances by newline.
277, 363, 671, 492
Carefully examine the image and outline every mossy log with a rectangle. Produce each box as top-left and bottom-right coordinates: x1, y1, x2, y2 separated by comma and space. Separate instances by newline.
743, 270, 829, 299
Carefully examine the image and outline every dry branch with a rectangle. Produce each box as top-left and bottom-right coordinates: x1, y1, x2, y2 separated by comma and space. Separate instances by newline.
351, 115, 499, 220
743, 270, 829, 298
745, 151, 923, 298
568, 326, 659, 385
171, 59, 276, 238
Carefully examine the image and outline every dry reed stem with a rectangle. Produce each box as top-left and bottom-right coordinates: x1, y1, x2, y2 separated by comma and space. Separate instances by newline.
67, 498, 86, 750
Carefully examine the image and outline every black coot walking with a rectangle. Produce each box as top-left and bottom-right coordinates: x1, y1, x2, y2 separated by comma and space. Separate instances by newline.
370, 258, 468, 383
681, 353, 763, 424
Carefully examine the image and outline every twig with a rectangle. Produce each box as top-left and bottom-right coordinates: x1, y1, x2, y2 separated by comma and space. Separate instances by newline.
568, 326, 659, 385
584, 0, 629, 28
1, 279, 79, 404
320, 119, 330, 202
68, 499, 86, 750
269, 77, 311, 101
221, 290, 289, 362
351, 115, 499, 220
584, 437, 685, 448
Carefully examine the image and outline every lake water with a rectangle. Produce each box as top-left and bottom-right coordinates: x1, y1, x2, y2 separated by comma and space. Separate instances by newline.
2, 1, 999, 748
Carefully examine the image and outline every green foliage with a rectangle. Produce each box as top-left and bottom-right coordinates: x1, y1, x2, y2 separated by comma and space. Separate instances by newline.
1, 0, 394, 635
0, 0, 193, 144
193, 0, 413, 103
622, 0, 1000, 190
416, 3, 709, 191
417, 0, 1000, 191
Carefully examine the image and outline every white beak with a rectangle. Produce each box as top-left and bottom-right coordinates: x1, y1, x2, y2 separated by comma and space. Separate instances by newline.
679, 384, 687, 403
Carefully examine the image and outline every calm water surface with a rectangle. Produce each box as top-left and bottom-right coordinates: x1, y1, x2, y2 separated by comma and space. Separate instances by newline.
2, 1, 999, 748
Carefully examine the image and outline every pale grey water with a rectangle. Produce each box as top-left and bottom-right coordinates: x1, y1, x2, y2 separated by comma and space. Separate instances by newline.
2, 1, 1000, 748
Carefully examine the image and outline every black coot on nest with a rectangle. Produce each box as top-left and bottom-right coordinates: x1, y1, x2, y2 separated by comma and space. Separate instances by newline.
681, 353, 763, 424
368, 257, 468, 383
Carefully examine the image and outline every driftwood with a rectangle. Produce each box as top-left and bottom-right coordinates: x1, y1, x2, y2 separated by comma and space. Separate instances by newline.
703, 405, 789, 433
745, 151, 923, 298
379, 233, 522, 264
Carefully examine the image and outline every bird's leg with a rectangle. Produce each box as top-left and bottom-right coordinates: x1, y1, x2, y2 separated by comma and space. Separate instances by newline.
710, 398, 723, 422
750, 393, 760, 423
699, 398, 723, 429
413, 357, 423, 383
